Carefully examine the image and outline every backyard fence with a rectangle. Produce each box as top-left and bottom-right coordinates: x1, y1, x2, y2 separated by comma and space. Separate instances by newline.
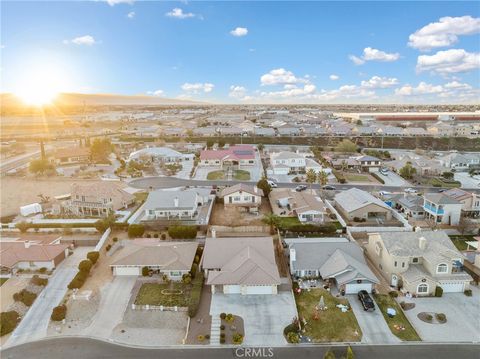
131, 304, 188, 312
210, 225, 270, 234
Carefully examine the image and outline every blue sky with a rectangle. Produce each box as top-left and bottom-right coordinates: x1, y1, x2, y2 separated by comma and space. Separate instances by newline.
1, 1, 479, 103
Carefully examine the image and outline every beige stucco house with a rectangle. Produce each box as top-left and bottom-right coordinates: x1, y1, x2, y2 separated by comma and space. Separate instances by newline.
219, 183, 263, 213
334, 188, 392, 222
365, 231, 472, 296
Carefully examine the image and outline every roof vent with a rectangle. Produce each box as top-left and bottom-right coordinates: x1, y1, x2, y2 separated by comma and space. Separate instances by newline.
418, 236, 427, 250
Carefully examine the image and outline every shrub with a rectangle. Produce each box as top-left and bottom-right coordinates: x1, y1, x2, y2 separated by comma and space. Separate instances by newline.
194, 255, 200, 264
187, 272, 204, 318
436, 313, 446, 322
15, 221, 30, 233
220, 324, 225, 330
13, 289, 37, 307
146, 233, 151, 238
87, 251, 100, 265
220, 337, 225, 344
113, 237, 118, 242
435, 286, 443, 297
30, 275, 48, 286
0, 311, 20, 336
226, 313, 234, 323
205, 334, 210, 340
197, 334, 205, 342
232, 333, 244, 345
220, 332, 225, 338
39, 267, 47, 273
154, 233, 159, 238
324, 350, 336, 359
388, 291, 398, 298
256, 178, 271, 197
371, 172, 385, 184
182, 273, 192, 284
128, 224, 145, 238
346, 346, 355, 359
425, 314, 433, 321
51, 305, 67, 321
161, 233, 166, 240
464, 289, 472, 296
220, 313, 226, 320
142, 267, 149, 277
168, 225, 197, 239
78, 259, 93, 273
106, 244, 112, 251
190, 263, 198, 279
286, 331, 300, 344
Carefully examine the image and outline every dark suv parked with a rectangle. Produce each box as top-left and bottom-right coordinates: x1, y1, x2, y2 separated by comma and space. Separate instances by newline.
358, 290, 375, 311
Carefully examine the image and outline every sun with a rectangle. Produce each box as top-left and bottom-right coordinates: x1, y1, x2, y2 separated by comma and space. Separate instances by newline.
13, 65, 69, 106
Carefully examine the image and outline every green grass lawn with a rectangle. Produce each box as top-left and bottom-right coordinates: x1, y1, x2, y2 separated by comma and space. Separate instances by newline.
429, 178, 461, 188
207, 170, 225, 180
344, 173, 372, 182
374, 294, 421, 341
294, 288, 362, 342
0, 278, 8, 286
276, 216, 301, 230
135, 282, 192, 307
134, 192, 148, 203
233, 170, 251, 181
449, 235, 476, 251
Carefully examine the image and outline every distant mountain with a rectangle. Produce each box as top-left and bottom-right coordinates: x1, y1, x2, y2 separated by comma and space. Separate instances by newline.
1, 92, 206, 108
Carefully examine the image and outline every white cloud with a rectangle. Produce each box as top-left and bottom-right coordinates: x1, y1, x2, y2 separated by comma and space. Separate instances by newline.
360, 76, 399, 89
166, 8, 195, 19
395, 82, 443, 96
63, 35, 97, 46
260, 68, 309, 86
416, 49, 480, 74
127, 11, 135, 19
349, 47, 400, 65
314, 85, 376, 101
147, 89, 164, 96
230, 27, 248, 37
329, 74, 340, 81
408, 16, 480, 51
260, 84, 317, 99
181, 82, 214, 93
105, 0, 134, 6
229, 85, 250, 100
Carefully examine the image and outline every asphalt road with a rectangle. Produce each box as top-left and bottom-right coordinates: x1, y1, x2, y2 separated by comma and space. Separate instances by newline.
1, 337, 479, 359
128, 176, 480, 195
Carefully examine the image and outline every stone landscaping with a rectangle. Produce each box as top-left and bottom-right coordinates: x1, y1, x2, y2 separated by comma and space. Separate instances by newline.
417, 312, 447, 324
219, 312, 245, 345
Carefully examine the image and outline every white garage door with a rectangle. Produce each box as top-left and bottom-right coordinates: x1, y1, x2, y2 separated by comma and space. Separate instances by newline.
345, 282, 373, 294
223, 285, 241, 294
114, 266, 140, 276
273, 167, 289, 175
244, 285, 275, 295
439, 281, 465, 293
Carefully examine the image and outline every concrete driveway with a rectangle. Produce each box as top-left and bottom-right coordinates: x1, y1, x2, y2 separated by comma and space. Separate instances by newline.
373, 170, 410, 187
6, 247, 92, 347
83, 276, 136, 339
401, 287, 480, 343
211, 292, 297, 346
455, 172, 480, 189
348, 295, 401, 344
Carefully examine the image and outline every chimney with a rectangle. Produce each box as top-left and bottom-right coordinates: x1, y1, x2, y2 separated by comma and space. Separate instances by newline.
211, 228, 216, 239
418, 236, 427, 250
24, 240, 31, 249
254, 185, 258, 194
174, 197, 179, 207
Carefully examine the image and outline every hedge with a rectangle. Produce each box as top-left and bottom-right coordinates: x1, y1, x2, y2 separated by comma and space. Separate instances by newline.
68, 271, 88, 289
285, 223, 337, 234
30, 275, 48, 286
371, 172, 385, 184
128, 224, 145, 238
51, 305, 67, 321
168, 225, 198, 239
13, 289, 37, 307
87, 251, 100, 265
78, 259, 93, 273
0, 311, 20, 336
187, 272, 204, 318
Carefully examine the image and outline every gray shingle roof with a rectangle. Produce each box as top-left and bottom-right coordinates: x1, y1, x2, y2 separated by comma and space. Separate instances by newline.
424, 193, 461, 205
335, 188, 390, 213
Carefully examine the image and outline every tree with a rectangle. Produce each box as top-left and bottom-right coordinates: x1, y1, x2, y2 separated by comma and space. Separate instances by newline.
87, 251, 100, 265
262, 213, 280, 234
335, 139, 357, 153
0, 311, 20, 336
458, 217, 477, 235
29, 159, 54, 175
94, 215, 115, 233
90, 138, 113, 163
356, 120, 363, 126
399, 162, 417, 179
317, 171, 329, 187
256, 178, 271, 197
218, 140, 225, 148
51, 305, 67, 321
442, 171, 454, 180
206, 140, 214, 149
469, 168, 477, 177
306, 169, 316, 190
15, 221, 30, 233
128, 224, 145, 238
78, 259, 93, 273
142, 266, 149, 277
257, 143, 265, 152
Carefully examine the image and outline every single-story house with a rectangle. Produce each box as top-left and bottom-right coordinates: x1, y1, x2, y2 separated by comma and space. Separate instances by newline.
289, 239, 379, 294
219, 183, 263, 213
201, 237, 281, 295
110, 240, 198, 279
128, 147, 193, 164
50, 147, 90, 165
335, 188, 393, 222
269, 188, 327, 223
199, 145, 256, 167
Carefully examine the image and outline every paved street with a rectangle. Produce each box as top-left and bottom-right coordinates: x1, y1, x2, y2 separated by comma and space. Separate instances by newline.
5, 247, 92, 347
347, 295, 401, 344
1, 337, 479, 359
210, 293, 298, 346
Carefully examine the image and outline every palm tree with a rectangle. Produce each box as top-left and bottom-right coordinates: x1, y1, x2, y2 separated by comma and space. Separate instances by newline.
306, 168, 317, 191
262, 213, 280, 235
317, 170, 329, 197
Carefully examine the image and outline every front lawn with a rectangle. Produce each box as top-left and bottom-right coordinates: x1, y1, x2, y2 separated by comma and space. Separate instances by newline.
344, 173, 372, 182
429, 177, 461, 188
294, 288, 362, 342
207, 170, 225, 180
276, 216, 301, 230
135, 282, 192, 307
449, 235, 476, 251
233, 170, 251, 181
0, 278, 8, 286
374, 294, 421, 341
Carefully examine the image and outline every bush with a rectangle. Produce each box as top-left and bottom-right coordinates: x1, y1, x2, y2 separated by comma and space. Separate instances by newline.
194, 255, 200, 264
435, 286, 443, 297
388, 291, 398, 298
226, 313, 234, 323
39, 267, 47, 273
197, 334, 205, 342
142, 267, 149, 277
161, 233, 166, 240
182, 273, 192, 284
287, 223, 337, 234
464, 289, 472, 296
205, 334, 210, 339
436, 313, 446, 322
220, 337, 225, 344
154, 233, 159, 238
220, 324, 225, 330
220, 313, 226, 320
0, 311, 20, 336
78, 259, 93, 273
15, 221, 31, 233
232, 333, 244, 345
324, 350, 336, 359
87, 251, 100, 265
51, 305, 67, 321
68, 271, 88, 289
146, 233, 151, 238
113, 237, 118, 242
106, 244, 112, 251
187, 272, 204, 318
128, 224, 145, 238
346, 346, 355, 359
425, 314, 433, 321
371, 172, 385, 184
190, 263, 198, 279
13, 289, 37, 307
256, 178, 271, 197
168, 225, 197, 239
30, 275, 48, 286
286, 331, 300, 344
220, 332, 225, 338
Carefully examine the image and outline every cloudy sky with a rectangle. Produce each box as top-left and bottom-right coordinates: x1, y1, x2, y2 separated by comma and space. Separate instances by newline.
1, 1, 479, 103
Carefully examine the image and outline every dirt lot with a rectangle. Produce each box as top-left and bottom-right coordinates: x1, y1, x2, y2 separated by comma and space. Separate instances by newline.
0, 177, 107, 218
209, 200, 272, 227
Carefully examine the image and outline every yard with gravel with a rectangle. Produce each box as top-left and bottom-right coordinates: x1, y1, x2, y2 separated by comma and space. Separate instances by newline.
135, 282, 192, 307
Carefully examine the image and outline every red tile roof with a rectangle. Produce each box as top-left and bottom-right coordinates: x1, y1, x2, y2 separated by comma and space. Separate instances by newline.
200, 144, 255, 161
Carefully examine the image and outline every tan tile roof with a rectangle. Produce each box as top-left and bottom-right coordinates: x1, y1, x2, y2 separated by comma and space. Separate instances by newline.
0, 242, 68, 269
220, 183, 264, 198
54, 147, 90, 159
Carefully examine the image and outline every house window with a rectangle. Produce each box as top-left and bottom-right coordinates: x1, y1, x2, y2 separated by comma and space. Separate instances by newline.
417, 283, 429, 294
402, 262, 405, 268
234, 196, 241, 201
394, 261, 397, 267
436, 263, 448, 273
412, 258, 419, 263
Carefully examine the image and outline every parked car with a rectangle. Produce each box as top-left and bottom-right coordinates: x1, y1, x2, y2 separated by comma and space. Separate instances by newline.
404, 187, 418, 193
267, 180, 278, 188
379, 191, 391, 196
295, 185, 307, 192
322, 185, 336, 191
380, 168, 389, 175
358, 290, 375, 311
437, 188, 446, 193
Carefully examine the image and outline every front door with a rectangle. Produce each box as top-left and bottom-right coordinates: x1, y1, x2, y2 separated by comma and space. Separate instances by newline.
391, 274, 398, 287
